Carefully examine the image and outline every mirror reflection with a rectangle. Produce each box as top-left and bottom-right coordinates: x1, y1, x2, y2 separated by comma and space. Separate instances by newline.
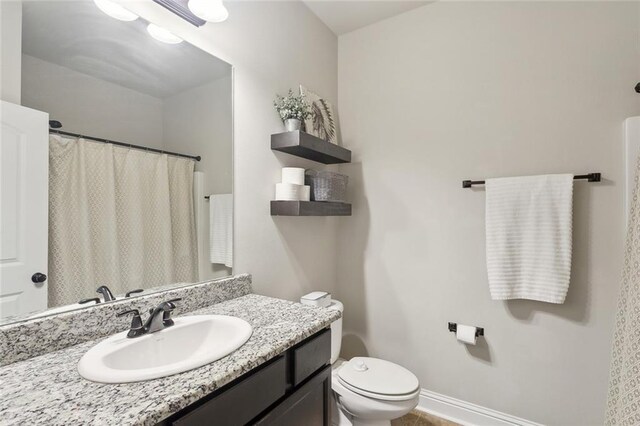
0, 0, 233, 323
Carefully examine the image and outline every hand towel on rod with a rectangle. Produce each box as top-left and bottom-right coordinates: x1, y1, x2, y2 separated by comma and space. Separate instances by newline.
485, 174, 573, 303
209, 194, 233, 268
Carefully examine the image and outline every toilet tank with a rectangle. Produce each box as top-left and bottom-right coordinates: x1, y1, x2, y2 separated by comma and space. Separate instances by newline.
301, 293, 343, 364
326, 300, 344, 363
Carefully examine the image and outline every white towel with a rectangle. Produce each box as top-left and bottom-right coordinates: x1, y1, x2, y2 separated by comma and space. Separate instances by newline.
209, 194, 233, 268
485, 174, 574, 303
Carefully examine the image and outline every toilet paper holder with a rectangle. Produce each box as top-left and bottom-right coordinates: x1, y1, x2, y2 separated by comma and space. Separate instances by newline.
448, 322, 484, 337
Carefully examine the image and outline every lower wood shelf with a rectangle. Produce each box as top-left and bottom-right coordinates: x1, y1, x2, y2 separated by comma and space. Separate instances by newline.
270, 201, 352, 216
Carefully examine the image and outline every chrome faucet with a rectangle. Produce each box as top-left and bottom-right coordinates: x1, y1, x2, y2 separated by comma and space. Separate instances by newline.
145, 299, 181, 333
78, 285, 116, 305
117, 298, 182, 338
78, 286, 143, 305
96, 285, 116, 302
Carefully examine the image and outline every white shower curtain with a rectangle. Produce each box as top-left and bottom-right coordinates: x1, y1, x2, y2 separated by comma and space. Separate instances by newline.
606, 153, 640, 425
48, 135, 198, 307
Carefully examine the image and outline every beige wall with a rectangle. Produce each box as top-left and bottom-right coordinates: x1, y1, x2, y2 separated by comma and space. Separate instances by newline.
123, 0, 340, 300
0, 1, 21, 104
337, 2, 640, 425
163, 77, 233, 195
21, 54, 165, 148
163, 76, 233, 281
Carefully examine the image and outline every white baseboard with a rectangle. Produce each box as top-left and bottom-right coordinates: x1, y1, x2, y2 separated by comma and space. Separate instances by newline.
417, 389, 544, 426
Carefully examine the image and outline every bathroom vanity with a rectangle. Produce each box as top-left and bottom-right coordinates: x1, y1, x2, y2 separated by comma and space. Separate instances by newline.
162, 329, 331, 425
0, 276, 340, 426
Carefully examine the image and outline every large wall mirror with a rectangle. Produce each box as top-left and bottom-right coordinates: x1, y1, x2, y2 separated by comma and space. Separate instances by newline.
0, 0, 233, 324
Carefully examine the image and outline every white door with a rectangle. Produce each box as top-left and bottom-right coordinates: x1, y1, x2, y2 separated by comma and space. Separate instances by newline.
0, 101, 49, 318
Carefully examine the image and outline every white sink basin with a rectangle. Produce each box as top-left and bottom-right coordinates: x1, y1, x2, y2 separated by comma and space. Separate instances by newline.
78, 315, 252, 383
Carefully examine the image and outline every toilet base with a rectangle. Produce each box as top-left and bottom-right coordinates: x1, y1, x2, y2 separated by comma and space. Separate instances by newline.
331, 391, 401, 426
332, 403, 391, 426
352, 420, 391, 426
331, 391, 352, 426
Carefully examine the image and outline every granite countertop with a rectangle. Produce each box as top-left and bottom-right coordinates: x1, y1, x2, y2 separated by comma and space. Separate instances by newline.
0, 294, 340, 426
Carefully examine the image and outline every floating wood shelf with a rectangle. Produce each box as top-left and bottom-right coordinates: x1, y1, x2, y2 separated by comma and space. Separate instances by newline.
271, 201, 352, 216
271, 131, 351, 164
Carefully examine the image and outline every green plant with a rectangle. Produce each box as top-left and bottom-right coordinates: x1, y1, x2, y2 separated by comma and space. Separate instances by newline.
273, 89, 311, 121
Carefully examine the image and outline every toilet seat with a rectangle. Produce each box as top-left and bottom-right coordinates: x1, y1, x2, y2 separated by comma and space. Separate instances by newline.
336, 357, 420, 402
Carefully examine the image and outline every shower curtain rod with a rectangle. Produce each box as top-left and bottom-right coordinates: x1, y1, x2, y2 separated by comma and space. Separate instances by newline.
49, 129, 201, 162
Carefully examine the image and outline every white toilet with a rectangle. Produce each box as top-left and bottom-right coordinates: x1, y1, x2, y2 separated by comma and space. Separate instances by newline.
301, 294, 420, 426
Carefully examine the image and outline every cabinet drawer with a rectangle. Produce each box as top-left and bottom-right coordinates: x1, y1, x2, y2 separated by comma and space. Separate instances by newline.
292, 328, 331, 387
173, 356, 286, 426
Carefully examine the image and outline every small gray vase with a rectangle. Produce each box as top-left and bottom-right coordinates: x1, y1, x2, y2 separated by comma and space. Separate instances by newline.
284, 118, 302, 132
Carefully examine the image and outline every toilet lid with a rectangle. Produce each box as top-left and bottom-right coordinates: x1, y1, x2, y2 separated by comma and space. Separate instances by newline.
337, 357, 419, 400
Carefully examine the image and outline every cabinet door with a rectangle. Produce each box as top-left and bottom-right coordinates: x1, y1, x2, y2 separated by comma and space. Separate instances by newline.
292, 329, 331, 386
173, 356, 286, 426
254, 364, 331, 426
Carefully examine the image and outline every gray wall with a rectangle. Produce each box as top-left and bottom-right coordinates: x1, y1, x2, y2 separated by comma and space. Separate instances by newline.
21, 54, 165, 148
336, 2, 640, 425
0, 1, 21, 105
164, 77, 233, 195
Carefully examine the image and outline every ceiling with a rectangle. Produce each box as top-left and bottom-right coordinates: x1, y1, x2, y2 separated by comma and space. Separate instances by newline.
21, 1, 231, 99
303, 1, 430, 35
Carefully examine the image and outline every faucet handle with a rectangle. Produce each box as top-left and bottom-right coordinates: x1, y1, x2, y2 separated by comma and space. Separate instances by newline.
79, 297, 101, 305
162, 298, 182, 327
117, 309, 145, 338
117, 308, 140, 317
125, 289, 144, 298
166, 298, 182, 308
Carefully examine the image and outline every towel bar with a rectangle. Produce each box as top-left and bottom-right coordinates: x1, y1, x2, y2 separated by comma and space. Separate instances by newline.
462, 172, 601, 188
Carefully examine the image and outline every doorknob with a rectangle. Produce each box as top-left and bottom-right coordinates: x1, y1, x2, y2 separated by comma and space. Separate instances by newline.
31, 273, 47, 283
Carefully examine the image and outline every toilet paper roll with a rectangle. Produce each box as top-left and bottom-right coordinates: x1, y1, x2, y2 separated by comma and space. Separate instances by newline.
281, 167, 305, 185
275, 183, 302, 200
456, 324, 477, 345
300, 185, 311, 201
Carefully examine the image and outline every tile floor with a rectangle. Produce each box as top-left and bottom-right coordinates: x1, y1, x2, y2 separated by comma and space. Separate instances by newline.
392, 410, 460, 426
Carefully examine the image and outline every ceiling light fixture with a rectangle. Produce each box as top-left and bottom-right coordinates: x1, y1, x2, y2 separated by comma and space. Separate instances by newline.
147, 23, 183, 44
93, 0, 139, 21
188, 0, 228, 23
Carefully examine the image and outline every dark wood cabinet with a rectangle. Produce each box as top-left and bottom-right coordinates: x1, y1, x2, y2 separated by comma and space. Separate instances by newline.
291, 329, 331, 386
173, 356, 287, 426
255, 365, 330, 426
159, 328, 332, 426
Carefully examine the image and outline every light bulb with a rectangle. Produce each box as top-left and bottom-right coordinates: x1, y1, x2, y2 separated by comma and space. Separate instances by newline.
146, 23, 183, 44
93, 0, 138, 21
188, 0, 228, 23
